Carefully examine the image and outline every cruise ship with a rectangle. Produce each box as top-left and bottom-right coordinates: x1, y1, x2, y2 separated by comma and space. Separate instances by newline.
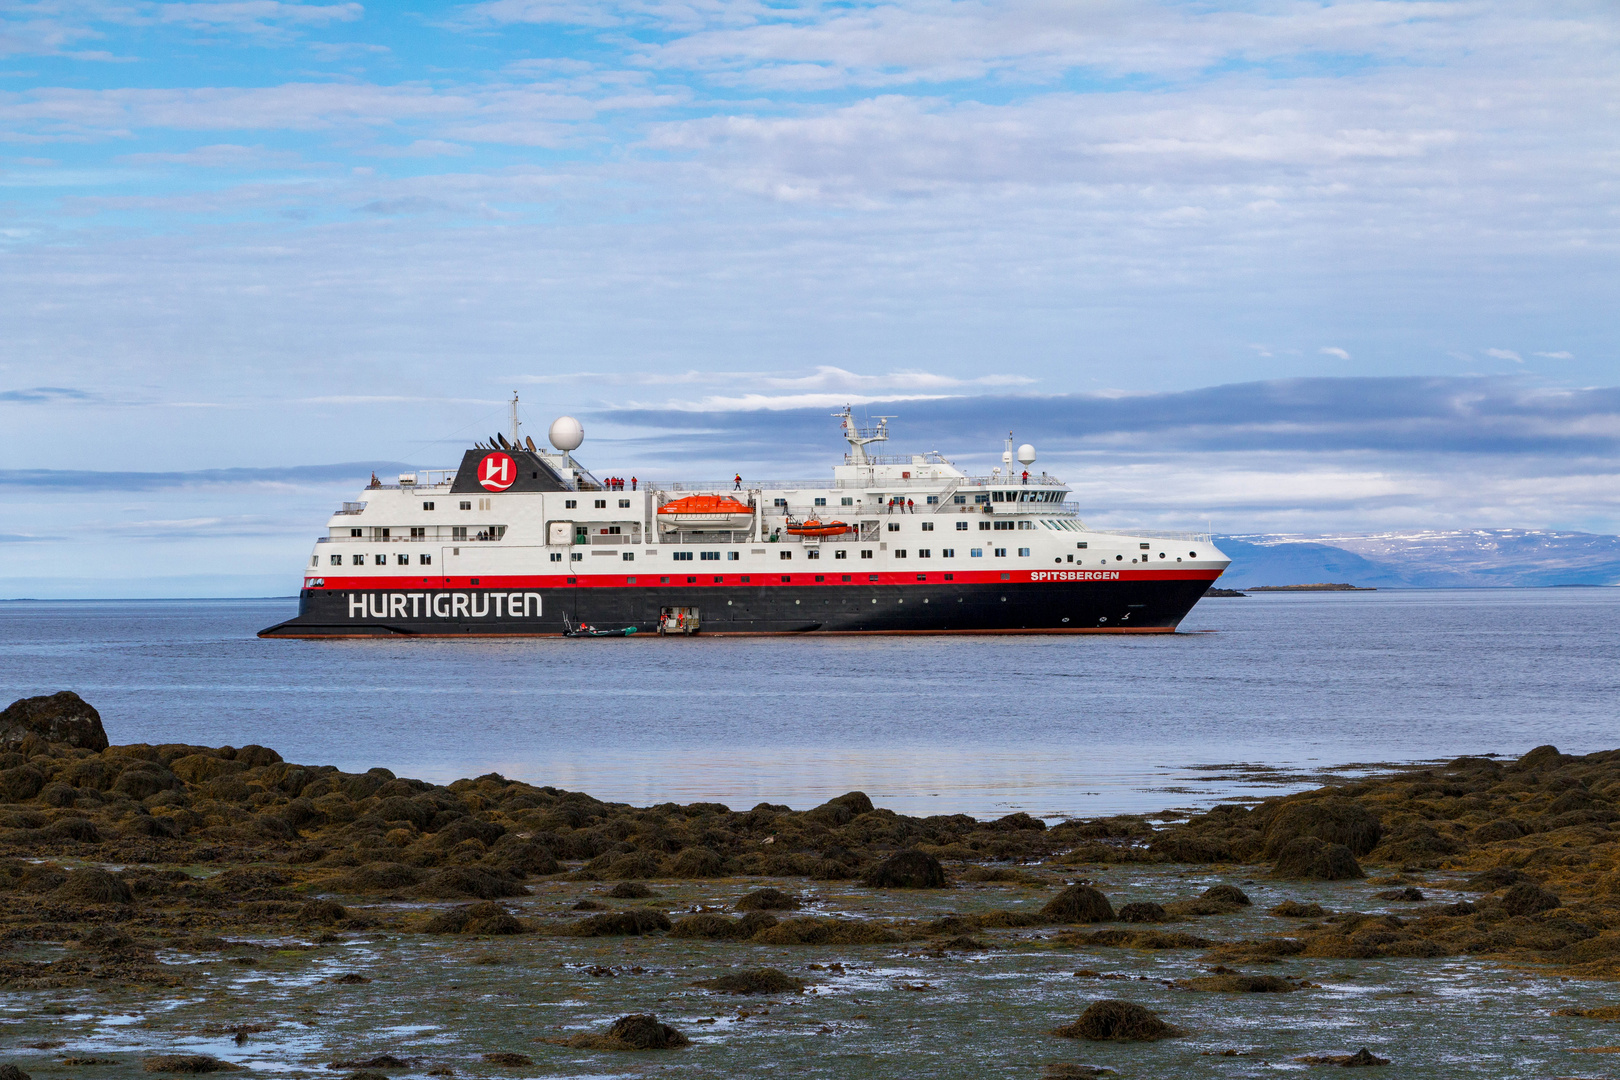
259, 400, 1229, 637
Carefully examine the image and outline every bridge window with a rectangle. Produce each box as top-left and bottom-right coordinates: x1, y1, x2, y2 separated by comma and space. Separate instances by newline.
841, 497, 854, 506
774, 498, 788, 508
460, 501, 471, 510
1018, 547, 1030, 557
979, 521, 991, 531
953, 495, 966, 504
974, 494, 989, 504
422, 501, 435, 511
994, 548, 1007, 557
331, 554, 342, 566
780, 551, 792, 560
350, 528, 362, 537
410, 527, 425, 539
814, 497, 826, 506
926, 496, 938, 504
421, 554, 431, 565
956, 521, 968, 530
619, 499, 631, 508
970, 548, 982, 557
673, 551, 693, 561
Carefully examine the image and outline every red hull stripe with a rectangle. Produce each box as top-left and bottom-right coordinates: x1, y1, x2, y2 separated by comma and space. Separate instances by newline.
307, 569, 1222, 590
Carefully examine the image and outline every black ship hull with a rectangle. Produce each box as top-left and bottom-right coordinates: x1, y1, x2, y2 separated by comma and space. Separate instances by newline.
258, 572, 1220, 637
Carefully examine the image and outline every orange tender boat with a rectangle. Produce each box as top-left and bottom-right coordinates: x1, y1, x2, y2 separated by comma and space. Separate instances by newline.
656, 494, 755, 529
786, 519, 853, 537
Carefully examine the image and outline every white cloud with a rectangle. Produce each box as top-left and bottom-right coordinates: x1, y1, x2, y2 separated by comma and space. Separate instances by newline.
1535, 350, 1574, 360
1319, 347, 1350, 360
1486, 348, 1524, 362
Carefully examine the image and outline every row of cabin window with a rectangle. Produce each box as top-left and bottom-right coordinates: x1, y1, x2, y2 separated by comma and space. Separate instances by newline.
414, 500, 494, 511
328, 553, 433, 566
663, 547, 1030, 561
884, 520, 1033, 533
351, 527, 500, 539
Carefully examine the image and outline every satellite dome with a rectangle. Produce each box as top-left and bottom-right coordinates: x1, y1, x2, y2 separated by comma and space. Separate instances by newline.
548, 416, 584, 452
1017, 443, 1036, 465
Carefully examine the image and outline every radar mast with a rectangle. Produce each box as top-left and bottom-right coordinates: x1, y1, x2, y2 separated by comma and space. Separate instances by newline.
834, 405, 892, 465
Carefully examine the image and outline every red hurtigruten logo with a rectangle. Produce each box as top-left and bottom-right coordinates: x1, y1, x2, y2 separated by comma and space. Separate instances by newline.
478, 452, 516, 492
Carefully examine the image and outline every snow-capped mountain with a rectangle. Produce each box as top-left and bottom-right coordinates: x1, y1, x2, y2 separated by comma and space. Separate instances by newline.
1215, 529, 1620, 589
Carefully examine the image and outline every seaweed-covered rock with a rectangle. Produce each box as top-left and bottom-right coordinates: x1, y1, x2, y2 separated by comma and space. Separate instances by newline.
1272, 837, 1364, 880
751, 917, 898, 945
1052, 1000, 1181, 1041
734, 887, 799, 911
0, 691, 108, 752
700, 967, 805, 994
418, 867, 529, 900
669, 847, 725, 878
1500, 881, 1561, 917
54, 867, 134, 905
607, 882, 656, 899
605, 1014, 689, 1049
329, 863, 423, 893
1297, 1047, 1389, 1066
546, 1015, 690, 1051
140, 1055, 238, 1073
1179, 973, 1294, 993
861, 849, 946, 889
1201, 884, 1251, 906
1270, 900, 1326, 918
1116, 902, 1169, 924
0, 1065, 30, 1080
1262, 797, 1382, 858
480, 1051, 534, 1065
1041, 884, 1115, 924
570, 909, 671, 936
670, 913, 752, 940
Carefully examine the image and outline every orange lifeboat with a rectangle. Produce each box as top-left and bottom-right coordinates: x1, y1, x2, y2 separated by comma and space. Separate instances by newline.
656, 494, 754, 529
786, 519, 853, 537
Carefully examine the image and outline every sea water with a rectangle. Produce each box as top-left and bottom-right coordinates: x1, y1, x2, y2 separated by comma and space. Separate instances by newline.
1, 588, 1615, 819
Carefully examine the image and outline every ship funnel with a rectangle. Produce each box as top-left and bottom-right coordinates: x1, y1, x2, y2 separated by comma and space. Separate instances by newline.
549, 416, 584, 452
525, 436, 537, 452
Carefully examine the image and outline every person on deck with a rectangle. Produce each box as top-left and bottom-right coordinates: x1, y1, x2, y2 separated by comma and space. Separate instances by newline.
735, 474, 742, 490
631, 477, 637, 491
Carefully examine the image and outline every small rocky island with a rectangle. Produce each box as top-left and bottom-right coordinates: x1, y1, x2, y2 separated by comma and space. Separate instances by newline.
1, 691, 1617, 1078
1246, 583, 1377, 592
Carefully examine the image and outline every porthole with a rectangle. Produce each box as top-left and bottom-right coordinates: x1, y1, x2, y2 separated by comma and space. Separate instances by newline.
795, 599, 800, 605
727, 600, 733, 606
1062, 617, 1069, 623
1099, 616, 1107, 622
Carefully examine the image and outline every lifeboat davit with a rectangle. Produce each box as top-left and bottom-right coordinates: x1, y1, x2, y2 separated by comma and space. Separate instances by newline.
657, 494, 754, 530
786, 519, 853, 537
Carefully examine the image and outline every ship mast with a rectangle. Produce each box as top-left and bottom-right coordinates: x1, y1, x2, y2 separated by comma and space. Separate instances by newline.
509, 391, 522, 447
834, 405, 891, 465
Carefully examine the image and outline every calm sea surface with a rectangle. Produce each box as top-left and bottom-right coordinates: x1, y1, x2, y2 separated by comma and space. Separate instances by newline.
1, 589, 1615, 820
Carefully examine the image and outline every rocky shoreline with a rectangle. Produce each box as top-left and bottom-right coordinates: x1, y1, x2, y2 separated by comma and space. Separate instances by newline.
3, 691, 1620, 1078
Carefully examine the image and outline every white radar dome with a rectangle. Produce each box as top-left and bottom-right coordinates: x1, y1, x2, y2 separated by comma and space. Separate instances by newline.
548, 415, 584, 452
1017, 443, 1036, 465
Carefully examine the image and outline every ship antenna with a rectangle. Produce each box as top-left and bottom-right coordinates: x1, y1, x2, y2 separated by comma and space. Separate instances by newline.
509, 391, 522, 447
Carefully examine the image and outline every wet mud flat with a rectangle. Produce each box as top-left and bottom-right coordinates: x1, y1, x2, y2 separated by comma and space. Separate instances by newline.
5, 696, 1620, 1077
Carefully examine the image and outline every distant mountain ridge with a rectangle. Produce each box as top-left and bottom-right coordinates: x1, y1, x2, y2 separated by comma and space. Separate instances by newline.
1214, 529, 1620, 589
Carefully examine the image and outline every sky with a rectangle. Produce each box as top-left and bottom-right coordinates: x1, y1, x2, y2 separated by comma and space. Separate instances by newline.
1, 0, 1616, 595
